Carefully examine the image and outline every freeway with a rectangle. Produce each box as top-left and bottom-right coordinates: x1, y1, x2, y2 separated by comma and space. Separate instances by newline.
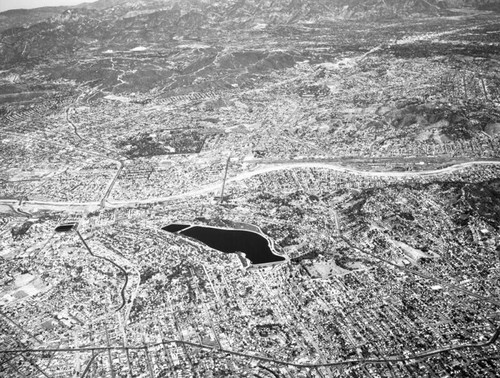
1, 159, 499, 211
1, 160, 499, 372
108, 159, 500, 206
76, 230, 129, 312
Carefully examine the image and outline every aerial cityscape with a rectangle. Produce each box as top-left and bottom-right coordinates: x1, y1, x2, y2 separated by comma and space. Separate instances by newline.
1, 0, 500, 376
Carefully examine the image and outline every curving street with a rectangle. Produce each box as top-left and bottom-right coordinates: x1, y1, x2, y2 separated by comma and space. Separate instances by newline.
2, 159, 498, 212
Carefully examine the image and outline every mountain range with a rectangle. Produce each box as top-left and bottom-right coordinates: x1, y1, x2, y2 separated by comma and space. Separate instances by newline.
2, 0, 499, 33
0, 0, 498, 73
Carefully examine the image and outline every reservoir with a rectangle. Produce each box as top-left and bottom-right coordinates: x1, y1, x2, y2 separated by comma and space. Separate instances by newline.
54, 222, 78, 233
163, 223, 286, 266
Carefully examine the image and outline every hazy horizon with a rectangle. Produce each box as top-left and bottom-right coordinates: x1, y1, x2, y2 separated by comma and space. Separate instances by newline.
0, 0, 97, 12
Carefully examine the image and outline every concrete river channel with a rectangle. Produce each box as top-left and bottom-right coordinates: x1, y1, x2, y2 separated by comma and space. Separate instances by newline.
162, 223, 287, 267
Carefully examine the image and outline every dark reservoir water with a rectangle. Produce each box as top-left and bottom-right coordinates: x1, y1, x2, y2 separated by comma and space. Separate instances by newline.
54, 222, 77, 233
163, 224, 286, 266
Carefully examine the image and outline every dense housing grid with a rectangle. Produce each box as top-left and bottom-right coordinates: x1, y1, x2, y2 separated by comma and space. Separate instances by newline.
1, 0, 500, 377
